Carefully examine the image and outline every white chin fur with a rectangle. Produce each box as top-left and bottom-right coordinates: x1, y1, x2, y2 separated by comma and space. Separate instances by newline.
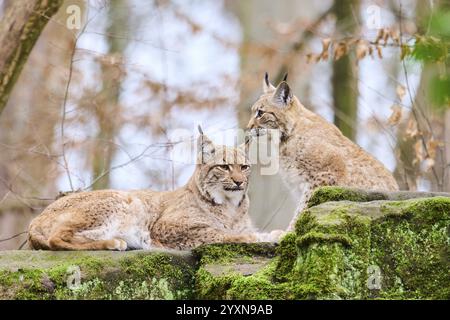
210, 188, 244, 207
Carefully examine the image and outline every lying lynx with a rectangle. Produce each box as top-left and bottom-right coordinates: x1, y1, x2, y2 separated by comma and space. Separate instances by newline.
28, 127, 282, 251
247, 73, 399, 229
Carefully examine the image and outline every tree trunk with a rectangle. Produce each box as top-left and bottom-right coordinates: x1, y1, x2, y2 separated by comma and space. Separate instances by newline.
91, 1, 129, 190
331, 0, 359, 141
0, 0, 64, 115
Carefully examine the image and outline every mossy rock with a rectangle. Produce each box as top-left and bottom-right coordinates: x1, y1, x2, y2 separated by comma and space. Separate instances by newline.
0, 249, 195, 300
194, 196, 450, 300
1, 189, 448, 300
307, 186, 450, 208
287, 197, 450, 299
193, 243, 281, 299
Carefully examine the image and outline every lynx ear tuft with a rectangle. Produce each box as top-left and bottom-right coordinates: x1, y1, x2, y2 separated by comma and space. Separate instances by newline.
263, 72, 276, 93
282, 72, 288, 82
272, 81, 292, 107
243, 135, 253, 156
197, 127, 215, 163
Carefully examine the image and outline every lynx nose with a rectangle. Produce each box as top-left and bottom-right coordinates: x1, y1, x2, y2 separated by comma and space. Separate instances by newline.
233, 180, 243, 187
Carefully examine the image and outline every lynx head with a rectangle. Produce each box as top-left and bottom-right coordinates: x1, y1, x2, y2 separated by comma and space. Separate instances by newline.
247, 72, 300, 139
194, 126, 251, 206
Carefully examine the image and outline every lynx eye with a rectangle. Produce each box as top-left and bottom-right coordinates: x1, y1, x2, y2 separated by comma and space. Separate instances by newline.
217, 165, 229, 170
256, 109, 264, 118
241, 165, 250, 170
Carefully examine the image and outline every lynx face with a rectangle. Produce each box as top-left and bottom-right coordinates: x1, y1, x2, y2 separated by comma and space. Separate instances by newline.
247, 73, 296, 139
195, 131, 251, 205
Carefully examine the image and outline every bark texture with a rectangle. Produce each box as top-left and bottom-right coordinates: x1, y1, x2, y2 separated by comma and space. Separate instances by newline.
0, 0, 64, 115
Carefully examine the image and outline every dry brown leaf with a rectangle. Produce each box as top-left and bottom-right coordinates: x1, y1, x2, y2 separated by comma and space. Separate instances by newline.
405, 118, 418, 138
413, 140, 425, 165
306, 53, 321, 64
375, 29, 385, 45
388, 104, 403, 126
355, 39, 369, 60
389, 29, 400, 44
396, 85, 406, 100
322, 38, 332, 52
320, 49, 329, 61
368, 45, 374, 58
376, 45, 383, 59
382, 28, 390, 45
426, 139, 443, 159
334, 42, 347, 61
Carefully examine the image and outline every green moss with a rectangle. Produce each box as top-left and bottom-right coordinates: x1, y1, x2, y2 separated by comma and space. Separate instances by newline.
0, 255, 113, 300
193, 243, 276, 265
225, 262, 290, 300
193, 196, 450, 300
118, 253, 194, 299
273, 233, 297, 281
194, 243, 280, 299
290, 208, 371, 299
297, 232, 352, 248
292, 196, 450, 299
1, 196, 448, 300
307, 186, 384, 208
196, 259, 294, 300
369, 197, 450, 299
294, 210, 319, 235
0, 252, 194, 300
195, 267, 238, 299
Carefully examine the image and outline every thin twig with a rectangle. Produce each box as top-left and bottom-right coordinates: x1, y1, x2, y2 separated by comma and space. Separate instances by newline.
18, 239, 28, 250
0, 231, 28, 243
60, 38, 78, 192
60, 8, 102, 191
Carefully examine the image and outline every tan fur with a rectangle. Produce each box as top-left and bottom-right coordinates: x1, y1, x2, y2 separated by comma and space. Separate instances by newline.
28, 132, 282, 251
247, 75, 399, 229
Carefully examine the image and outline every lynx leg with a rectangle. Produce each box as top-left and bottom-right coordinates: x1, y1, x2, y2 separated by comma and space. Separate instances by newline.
28, 227, 51, 250
48, 228, 127, 251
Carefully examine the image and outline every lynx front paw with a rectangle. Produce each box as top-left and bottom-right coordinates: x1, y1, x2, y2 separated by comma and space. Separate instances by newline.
109, 239, 127, 251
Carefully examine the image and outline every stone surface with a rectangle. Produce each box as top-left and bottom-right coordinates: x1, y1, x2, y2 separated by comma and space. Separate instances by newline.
0, 187, 449, 300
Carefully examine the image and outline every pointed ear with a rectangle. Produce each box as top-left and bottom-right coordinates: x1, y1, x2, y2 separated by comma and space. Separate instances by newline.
239, 134, 252, 155
272, 81, 292, 107
197, 125, 215, 163
263, 72, 275, 93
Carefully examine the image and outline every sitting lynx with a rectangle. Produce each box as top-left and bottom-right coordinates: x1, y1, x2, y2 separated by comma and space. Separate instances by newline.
247, 73, 399, 229
28, 127, 282, 251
